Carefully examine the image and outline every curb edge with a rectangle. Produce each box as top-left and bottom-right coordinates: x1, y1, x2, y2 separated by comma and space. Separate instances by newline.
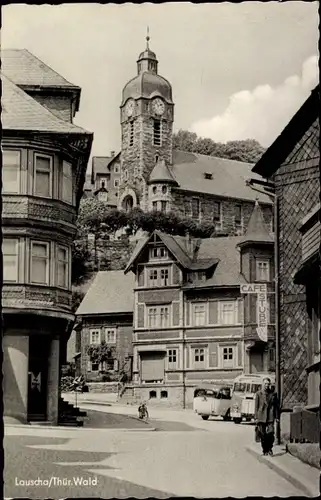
246, 446, 316, 497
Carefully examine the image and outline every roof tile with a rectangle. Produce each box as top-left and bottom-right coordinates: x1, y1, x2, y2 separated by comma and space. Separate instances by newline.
1, 49, 78, 88
2, 74, 91, 135
76, 270, 135, 316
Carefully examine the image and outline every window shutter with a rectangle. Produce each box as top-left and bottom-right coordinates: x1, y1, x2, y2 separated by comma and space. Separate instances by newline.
185, 301, 190, 326
208, 343, 218, 367
237, 342, 243, 367
138, 266, 144, 287
137, 304, 145, 328
172, 264, 180, 285
172, 302, 180, 326
209, 301, 218, 324
237, 298, 244, 324
185, 346, 190, 368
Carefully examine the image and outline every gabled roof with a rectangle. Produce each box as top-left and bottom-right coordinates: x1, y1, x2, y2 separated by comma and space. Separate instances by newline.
238, 201, 274, 247
1, 49, 79, 89
125, 230, 244, 286
252, 85, 319, 178
76, 270, 135, 316
124, 230, 196, 273
149, 159, 179, 185
2, 73, 91, 135
92, 156, 113, 176
171, 150, 271, 204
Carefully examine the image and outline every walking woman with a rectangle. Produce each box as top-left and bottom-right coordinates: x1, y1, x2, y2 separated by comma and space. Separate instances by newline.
255, 377, 280, 456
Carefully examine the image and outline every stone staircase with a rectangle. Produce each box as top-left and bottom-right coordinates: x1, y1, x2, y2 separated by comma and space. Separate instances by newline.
118, 385, 139, 405
58, 396, 87, 427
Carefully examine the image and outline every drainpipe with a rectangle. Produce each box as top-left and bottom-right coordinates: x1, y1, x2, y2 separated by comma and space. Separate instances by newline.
182, 290, 186, 410
274, 194, 281, 445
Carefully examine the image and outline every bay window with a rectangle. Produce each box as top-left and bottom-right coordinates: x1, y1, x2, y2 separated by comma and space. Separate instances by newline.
2, 150, 20, 194
256, 260, 270, 282
3, 238, 18, 282
256, 296, 270, 324
57, 246, 69, 288
61, 161, 73, 204
34, 154, 52, 198
31, 241, 49, 284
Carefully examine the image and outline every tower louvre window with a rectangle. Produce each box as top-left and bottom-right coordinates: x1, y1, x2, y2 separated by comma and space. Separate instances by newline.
153, 119, 162, 146
129, 121, 134, 147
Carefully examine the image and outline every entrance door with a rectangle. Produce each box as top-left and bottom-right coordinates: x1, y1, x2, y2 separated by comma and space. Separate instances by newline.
28, 336, 49, 421
250, 351, 264, 373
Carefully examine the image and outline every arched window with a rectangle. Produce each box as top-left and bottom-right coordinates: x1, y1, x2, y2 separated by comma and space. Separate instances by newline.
149, 390, 157, 399
160, 390, 168, 399
162, 185, 167, 194
122, 195, 133, 212
152, 186, 157, 194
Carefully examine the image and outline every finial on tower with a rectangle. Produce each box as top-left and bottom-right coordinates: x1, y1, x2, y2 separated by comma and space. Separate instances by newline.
146, 26, 150, 49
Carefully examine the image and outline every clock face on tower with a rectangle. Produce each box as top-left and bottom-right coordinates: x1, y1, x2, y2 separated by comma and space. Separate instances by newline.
152, 98, 165, 116
125, 99, 134, 117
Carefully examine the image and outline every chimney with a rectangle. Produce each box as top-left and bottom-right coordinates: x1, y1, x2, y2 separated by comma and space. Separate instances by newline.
193, 238, 202, 261
111, 150, 115, 157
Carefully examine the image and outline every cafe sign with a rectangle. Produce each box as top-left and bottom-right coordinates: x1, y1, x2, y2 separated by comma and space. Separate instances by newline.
240, 283, 268, 342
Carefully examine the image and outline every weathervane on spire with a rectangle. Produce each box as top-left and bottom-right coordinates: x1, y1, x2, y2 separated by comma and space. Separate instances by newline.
146, 26, 150, 49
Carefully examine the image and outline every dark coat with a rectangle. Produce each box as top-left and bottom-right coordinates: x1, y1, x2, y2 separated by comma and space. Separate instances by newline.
255, 390, 280, 423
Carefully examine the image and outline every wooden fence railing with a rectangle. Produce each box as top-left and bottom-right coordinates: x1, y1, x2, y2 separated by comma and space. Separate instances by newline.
290, 408, 320, 443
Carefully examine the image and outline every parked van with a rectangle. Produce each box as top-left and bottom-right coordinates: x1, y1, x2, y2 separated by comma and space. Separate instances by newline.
230, 373, 275, 424
193, 385, 232, 421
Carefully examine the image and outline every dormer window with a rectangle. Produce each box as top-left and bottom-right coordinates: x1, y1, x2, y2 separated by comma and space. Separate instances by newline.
204, 172, 213, 180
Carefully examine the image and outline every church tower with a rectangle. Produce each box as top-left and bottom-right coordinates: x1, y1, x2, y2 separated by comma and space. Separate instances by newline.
118, 33, 174, 212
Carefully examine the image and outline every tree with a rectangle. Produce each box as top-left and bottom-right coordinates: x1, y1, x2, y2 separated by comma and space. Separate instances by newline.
72, 239, 91, 285
172, 129, 265, 163
87, 341, 115, 366
172, 129, 198, 152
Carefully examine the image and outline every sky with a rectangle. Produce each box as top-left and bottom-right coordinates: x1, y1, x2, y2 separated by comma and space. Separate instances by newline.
2, 2, 319, 159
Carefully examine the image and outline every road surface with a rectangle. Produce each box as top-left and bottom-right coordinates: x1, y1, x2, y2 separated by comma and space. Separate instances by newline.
5, 405, 303, 498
